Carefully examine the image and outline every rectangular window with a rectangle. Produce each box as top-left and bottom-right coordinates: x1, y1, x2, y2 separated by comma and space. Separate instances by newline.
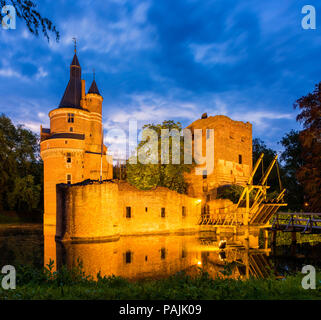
145, 207, 148, 212
161, 207, 166, 218
182, 206, 186, 218
66, 152, 71, 163
70, 127, 73, 132
125, 251, 132, 264
239, 154, 242, 164
67, 113, 74, 123
161, 248, 166, 260
203, 170, 207, 179
67, 174, 71, 184
126, 206, 131, 218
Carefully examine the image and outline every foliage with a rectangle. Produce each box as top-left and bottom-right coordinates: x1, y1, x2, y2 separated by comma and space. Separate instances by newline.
216, 184, 245, 203
7, 175, 41, 212
126, 120, 194, 194
1, 261, 321, 300
0, 114, 42, 215
294, 82, 321, 212
280, 130, 304, 211
252, 138, 284, 194
0, 0, 59, 41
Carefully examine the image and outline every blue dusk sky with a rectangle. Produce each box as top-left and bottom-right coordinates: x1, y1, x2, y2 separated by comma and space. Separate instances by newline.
0, 0, 321, 156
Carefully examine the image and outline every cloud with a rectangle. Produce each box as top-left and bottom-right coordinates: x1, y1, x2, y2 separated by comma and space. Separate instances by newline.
189, 39, 246, 65
0, 0, 318, 154
22, 121, 42, 132
35, 67, 48, 79
230, 110, 294, 129
49, 0, 157, 58
0, 68, 26, 80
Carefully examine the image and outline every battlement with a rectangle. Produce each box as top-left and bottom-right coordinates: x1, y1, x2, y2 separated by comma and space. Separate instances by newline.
188, 115, 252, 130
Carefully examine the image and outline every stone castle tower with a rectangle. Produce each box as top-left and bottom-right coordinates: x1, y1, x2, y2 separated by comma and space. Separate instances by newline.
40, 50, 113, 236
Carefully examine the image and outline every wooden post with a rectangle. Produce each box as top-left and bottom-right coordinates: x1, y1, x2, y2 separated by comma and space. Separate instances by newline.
291, 231, 297, 245
243, 187, 249, 226
263, 229, 269, 249
245, 237, 250, 280
272, 230, 277, 247
244, 187, 250, 240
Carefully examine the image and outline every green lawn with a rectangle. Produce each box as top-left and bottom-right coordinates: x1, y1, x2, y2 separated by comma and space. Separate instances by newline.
1, 263, 321, 300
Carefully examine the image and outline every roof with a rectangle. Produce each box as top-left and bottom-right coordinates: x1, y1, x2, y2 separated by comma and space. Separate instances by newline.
71, 53, 80, 67
59, 53, 82, 108
88, 79, 101, 95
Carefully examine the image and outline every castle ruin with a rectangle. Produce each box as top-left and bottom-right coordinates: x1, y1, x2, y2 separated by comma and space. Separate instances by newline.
40, 51, 252, 242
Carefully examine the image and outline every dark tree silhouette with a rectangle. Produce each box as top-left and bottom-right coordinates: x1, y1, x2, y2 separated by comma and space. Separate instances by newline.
252, 138, 283, 194
0, 114, 43, 214
280, 130, 304, 211
294, 82, 321, 212
0, 0, 59, 41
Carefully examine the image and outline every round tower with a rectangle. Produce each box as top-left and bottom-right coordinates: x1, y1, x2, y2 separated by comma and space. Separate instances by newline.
40, 50, 113, 240
40, 52, 88, 237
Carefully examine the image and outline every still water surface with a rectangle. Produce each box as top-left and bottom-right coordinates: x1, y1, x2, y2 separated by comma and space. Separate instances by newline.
1, 224, 321, 280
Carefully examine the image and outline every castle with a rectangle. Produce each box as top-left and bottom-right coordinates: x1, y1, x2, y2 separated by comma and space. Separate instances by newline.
40, 51, 252, 242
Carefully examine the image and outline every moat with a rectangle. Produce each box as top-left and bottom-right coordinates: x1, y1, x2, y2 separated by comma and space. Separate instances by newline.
1, 223, 321, 280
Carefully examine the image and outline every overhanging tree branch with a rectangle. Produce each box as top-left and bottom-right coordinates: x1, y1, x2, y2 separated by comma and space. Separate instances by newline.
1, 0, 59, 42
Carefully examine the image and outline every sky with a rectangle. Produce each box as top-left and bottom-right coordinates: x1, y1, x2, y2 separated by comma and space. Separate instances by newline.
1, 0, 321, 157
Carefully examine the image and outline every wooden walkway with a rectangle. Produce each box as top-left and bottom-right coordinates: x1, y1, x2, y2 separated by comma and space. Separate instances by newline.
270, 212, 321, 234
199, 153, 287, 228
198, 202, 287, 227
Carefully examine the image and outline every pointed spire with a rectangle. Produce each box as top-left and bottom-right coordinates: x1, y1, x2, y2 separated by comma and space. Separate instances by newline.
88, 70, 101, 95
59, 41, 82, 108
88, 79, 101, 95
71, 53, 80, 67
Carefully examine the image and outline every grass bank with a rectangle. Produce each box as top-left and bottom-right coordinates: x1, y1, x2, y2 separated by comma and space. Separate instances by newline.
1, 262, 321, 300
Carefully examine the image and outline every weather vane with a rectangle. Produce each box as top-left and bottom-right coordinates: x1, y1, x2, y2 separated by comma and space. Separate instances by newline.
93, 68, 95, 80
72, 37, 77, 53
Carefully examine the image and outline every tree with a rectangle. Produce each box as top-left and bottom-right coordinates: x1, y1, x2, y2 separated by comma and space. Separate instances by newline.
252, 138, 283, 194
280, 130, 304, 211
0, 114, 42, 214
8, 175, 41, 212
126, 120, 194, 194
294, 82, 321, 212
0, 0, 59, 41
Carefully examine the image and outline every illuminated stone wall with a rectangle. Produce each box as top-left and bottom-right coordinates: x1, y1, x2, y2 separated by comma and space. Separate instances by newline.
56, 181, 202, 241
185, 115, 252, 198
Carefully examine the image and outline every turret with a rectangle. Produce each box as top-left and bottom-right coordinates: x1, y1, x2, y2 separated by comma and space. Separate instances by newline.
86, 78, 103, 114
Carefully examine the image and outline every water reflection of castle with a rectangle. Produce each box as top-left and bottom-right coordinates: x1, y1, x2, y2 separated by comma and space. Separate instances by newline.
45, 232, 272, 280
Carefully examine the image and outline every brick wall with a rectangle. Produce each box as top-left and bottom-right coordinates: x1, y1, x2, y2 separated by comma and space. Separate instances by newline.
185, 115, 252, 198
56, 181, 202, 241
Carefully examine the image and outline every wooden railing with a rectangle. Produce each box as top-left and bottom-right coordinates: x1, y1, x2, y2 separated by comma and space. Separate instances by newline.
271, 212, 321, 234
